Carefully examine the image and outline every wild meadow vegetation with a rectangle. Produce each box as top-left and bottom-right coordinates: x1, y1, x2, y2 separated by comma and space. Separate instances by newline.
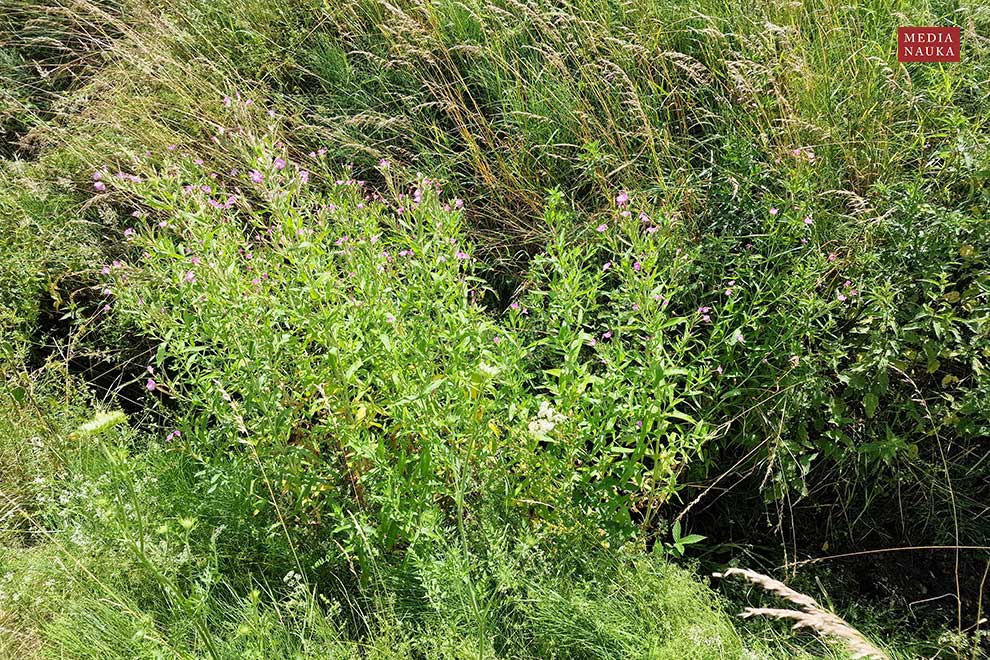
2, 0, 989, 657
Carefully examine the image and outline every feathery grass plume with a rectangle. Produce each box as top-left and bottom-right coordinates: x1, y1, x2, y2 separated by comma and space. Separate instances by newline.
713, 567, 888, 660
72, 410, 127, 438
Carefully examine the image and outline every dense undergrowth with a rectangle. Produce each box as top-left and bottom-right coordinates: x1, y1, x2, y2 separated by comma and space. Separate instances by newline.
2, 0, 989, 657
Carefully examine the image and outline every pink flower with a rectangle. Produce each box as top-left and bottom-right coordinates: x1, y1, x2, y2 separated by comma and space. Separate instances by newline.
249, 170, 263, 183
124, 228, 136, 239
725, 289, 732, 296
702, 314, 711, 323
299, 170, 309, 184
769, 207, 778, 216
603, 261, 612, 272
837, 292, 847, 301
101, 265, 111, 275
596, 224, 608, 232
633, 261, 642, 271
645, 226, 658, 234
379, 158, 390, 168
92, 171, 102, 181
615, 191, 629, 207
223, 95, 232, 107
455, 251, 469, 260
94, 181, 106, 191
716, 365, 723, 375
493, 336, 501, 344
146, 378, 157, 391
182, 271, 196, 283
386, 313, 395, 323
165, 430, 180, 442
632, 303, 639, 311
251, 278, 261, 286
510, 302, 520, 310
828, 252, 837, 261
804, 216, 813, 225
602, 330, 612, 339
273, 157, 286, 170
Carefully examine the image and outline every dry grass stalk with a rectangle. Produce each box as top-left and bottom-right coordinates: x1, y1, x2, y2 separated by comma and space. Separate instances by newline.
714, 567, 888, 660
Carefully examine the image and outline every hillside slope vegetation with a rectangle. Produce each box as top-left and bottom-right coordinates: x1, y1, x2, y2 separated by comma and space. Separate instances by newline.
1, 0, 988, 657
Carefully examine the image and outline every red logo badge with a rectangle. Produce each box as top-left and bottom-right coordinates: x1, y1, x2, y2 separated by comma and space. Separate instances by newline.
898, 27, 960, 62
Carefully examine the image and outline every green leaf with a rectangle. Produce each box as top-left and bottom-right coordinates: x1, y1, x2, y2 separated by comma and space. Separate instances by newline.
863, 393, 879, 419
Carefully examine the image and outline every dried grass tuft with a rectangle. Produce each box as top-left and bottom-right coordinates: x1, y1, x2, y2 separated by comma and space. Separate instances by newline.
714, 567, 888, 660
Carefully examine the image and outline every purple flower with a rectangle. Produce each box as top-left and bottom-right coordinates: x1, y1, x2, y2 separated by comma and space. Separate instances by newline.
94, 181, 106, 191
603, 261, 612, 272
615, 191, 629, 207
165, 429, 181, 442
602, 330, 612, 339
769, 207, 778, 216
101, 265, 111, 275
249, 170, 264, 184
455, 251, 469, 260
299, 170, 310, 184
804, 216, 813, 225
92, 171, 102, 181
182, 271, 196, 283
273, 157, 286, 170
596, 224, 608, 233
146, 378, 157, 391
633, 261, 642, 271
124, 228, 136, 239
379, 158, 390, 168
